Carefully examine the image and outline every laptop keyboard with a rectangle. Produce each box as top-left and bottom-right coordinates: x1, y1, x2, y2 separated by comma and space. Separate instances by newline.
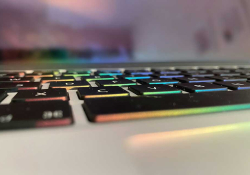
1, 66, 250, 129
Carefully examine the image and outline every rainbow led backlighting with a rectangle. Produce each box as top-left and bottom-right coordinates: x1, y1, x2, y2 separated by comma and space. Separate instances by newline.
84, 93, 129, 99
102, 83, 137, 87
96, 103, 250, 122
195, 88, 227, 93
125, 77, 151, 80
42, 79, 75, 84
98, 73, 123, 76
143, 91, 182, 95
86, 78, 115, 82
63, 74, 90, 77
51, 85, 90, 90
149, 82, 178, 85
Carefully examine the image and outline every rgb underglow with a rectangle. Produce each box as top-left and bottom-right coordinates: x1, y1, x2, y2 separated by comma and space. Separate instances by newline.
51, 85, 90, 90
188, 80, 215, 83
98, 73, 123, 76
125, 77, 151, 80
42, 79, 75, 83
143, 91, 182, 95
149, 82, 178, 85
102, 83, 137, 87
195, 88, 227, 93
86, 78, 115, 82
63, 74, 90, 77
95, 103, 250, 122
84, 93, 129, 98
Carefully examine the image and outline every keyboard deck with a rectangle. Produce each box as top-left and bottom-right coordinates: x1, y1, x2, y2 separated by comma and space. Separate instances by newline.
1, 66, 250, 129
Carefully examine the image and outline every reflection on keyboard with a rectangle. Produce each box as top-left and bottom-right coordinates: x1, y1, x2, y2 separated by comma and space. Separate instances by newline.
1, 67, 250, 128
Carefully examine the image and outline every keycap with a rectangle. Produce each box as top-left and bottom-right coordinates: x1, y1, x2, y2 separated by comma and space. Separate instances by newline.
26, 72, 55, 78
181, 70, 207, 74
152, 69, 181, 74
41, 76, 75, 83
183, 73, 214, 77
0, 90, 7, 102
50, 81, 90, 90
12, 89, 68, 102
124, 70, 152, 75
96, 80, 136, 87
209, 76, 247, 82
0, 82, 41, 91
152, 74, 184, 78
0, 77, 33, 83
81, 76, 115, 82
83, 90, 250, 122
63, 71, 91, 77
77, 87, 129, 99
174, 83, 227, 93
117, 75, 151, 80
214, 81, 250, 90
137, 78, 179, 85
95, 70, 123, 76
129, 85, 182, 95
0, 101, 73, 130
214, 72, 241, 76
174, 77, 215, 83
0, 72, 22, 78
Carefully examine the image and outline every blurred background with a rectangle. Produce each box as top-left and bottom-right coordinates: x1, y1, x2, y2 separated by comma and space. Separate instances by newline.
0, 0, 250, 62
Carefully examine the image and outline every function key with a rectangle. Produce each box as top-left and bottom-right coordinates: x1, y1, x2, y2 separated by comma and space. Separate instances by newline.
50, 81, 90, 90
183, 73, 214, 77
12, 89, 68, 102
81, 76, 115, 82
129, 85, 182, 95
95, 70, 122, 76
0, 82, 41, 91
96, 80, 136, 87
174, 83, 227, 93
151, 69, 181, 74
117, 75, 151, 80
174, 77, 215, 83
0, 101, 73, 130
209, 76, 247, 82
137, 78, 179, 85
214, 81, 250, 90
124, 70, 153, 75
41, 76, 75, 84
152, 74, 184, 78
77, 87, 129, 99
0, 77, 33, 83
63, 71, 91, 77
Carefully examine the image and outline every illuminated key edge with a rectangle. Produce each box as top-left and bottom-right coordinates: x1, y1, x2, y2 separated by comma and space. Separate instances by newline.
63, 74, 90, 77
195, 88, 228, 93
84, 93, 129, 99
149, 82, 178, 85
85, 78, 115, 82
98, 73, 123, 76
42, 79, 75, 84
102, 83, 137, 87
125, 77, 151, 80
95, 103, 250, 122
143, 91, 182, 95
51, 85, 90, 90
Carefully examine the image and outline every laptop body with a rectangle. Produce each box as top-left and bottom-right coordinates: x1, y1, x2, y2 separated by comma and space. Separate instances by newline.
1, 0, 250, 175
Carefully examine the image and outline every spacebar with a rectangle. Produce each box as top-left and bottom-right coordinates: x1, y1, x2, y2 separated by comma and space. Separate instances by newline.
83, 91, 250, 122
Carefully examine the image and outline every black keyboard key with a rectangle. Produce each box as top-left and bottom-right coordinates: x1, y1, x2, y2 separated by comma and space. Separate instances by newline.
174, 83, 227, 93
152, 74, 184, 78
63, 71, 91, 77
174, 77, 215, 83
12, 89, 68, 102
124, 70, 152, 75
117, 75, 151, 80
26, 72, 55, 78
129, 85, 182, 95
77, 87, 129, 99
202, 69, 230, 73
50, 81, 90, 90
0, 82, 41, 91
81, 76, 115, 82
0, 90, 7, 102
152, 69, 181, 74
214, 81, 250, 90
214, 72, 241, 76
209, 76, 247, 82
96, 80, 136, 87
0, 77, 33, 83
0, 72, 22, 78
181, 70, 207, 74
0, 101, 73, 130
137, 78, 179, 85
83, 90, 250, 122
41, 76, 75, 83
183, 73, 214, 77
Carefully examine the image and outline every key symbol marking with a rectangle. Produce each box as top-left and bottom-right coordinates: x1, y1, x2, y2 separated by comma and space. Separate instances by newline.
112, 81, 118, 83
232, 83, 244, 86
194, 85, 205, 88
10, 78, 21, 81
66, 82, 74, 85
55, 77, 60, 80
148, 87, 157, 90
188, 78, 198, 80
0, 114, 13, 123
152, 79, 161, 82
35, 92, 47, 96
16, 84, 23, 87
98, 89, 108, 93
95, 76, 101, 78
